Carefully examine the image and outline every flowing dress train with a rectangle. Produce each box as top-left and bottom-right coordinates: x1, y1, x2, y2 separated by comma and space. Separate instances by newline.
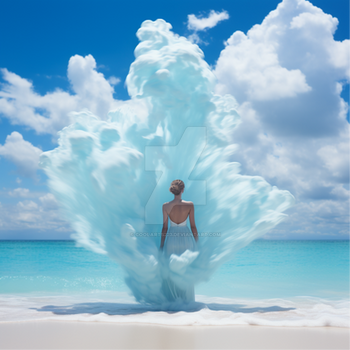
162, 216, 197, 302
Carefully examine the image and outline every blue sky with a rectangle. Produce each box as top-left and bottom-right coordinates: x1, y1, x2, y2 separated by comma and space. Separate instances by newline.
0, 0, 349, 239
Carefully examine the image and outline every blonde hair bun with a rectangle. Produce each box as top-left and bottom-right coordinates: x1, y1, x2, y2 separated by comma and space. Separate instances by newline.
169, 179, 185, 195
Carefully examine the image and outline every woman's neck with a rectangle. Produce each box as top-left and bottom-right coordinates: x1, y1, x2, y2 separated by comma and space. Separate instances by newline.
174, 194, 182, 201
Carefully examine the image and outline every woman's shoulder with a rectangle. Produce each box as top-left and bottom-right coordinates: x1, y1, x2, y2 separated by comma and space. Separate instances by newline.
162, 201, 175, 208
182, 200, 193, 206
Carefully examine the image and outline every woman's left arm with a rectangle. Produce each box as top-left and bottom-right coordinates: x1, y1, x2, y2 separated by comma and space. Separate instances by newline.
160, 204, 168, 250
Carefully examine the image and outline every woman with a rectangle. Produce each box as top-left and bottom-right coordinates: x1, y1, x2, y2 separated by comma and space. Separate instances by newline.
160, 179, 199, 302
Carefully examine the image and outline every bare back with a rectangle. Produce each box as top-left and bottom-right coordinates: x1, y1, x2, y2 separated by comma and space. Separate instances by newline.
163, 200, 193, 224
161, 199, 198, 248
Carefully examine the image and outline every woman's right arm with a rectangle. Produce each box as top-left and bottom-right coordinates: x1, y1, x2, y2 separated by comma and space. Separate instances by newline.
189, 203, 198, 242
160, 204, 168, 250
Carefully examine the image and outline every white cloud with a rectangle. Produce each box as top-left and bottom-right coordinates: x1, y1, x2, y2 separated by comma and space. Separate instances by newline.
8, 188, 31, 198
0, 191, 69, 235
67, 54, 119, 119
0, 132, 42, 177
7, 187, 51, 200
39, 193, 58, 210
188, 33, 202, 45
317, 142, 349, 181
215, 0, 349, 138
17, 200, 38, 211
0, 55, 122, 135
187, 10, 229, 31
216, 30, 312, 101
0, 69, 76, 135
108, 76, 121, 86
214, 0, 349, 239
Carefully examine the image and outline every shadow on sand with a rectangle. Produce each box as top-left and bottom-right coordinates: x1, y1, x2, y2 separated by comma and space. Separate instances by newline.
32, 301, 295, 316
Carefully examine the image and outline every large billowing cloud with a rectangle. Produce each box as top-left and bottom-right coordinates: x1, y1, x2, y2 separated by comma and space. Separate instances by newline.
214, 0, 349, 238
0, 55, 121, 135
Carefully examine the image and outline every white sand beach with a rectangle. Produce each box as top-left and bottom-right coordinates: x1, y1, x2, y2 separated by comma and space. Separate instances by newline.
0, 321, 349, 349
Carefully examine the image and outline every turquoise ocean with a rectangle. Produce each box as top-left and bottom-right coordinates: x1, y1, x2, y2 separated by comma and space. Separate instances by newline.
1, 240, 349, 327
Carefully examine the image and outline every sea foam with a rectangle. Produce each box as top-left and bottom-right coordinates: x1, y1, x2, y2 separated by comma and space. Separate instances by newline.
0, 292, 348, 327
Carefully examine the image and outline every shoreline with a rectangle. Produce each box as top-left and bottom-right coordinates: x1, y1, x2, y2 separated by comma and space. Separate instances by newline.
1, 292, 349, 327
1, 321, 349, 349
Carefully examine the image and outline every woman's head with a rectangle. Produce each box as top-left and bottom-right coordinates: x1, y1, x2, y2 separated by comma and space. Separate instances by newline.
169, 179, 185, 196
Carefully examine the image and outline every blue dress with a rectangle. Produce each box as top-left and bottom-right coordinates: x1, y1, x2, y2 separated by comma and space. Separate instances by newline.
161, 216, 198, 302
